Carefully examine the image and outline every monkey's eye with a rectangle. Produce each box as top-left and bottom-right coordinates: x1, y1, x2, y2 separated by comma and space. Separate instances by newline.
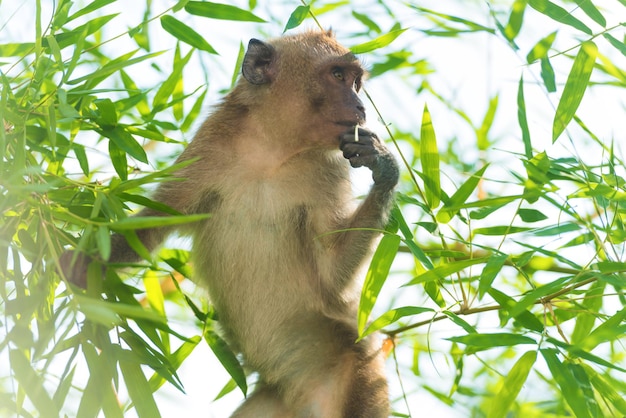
332, 67, 345, 81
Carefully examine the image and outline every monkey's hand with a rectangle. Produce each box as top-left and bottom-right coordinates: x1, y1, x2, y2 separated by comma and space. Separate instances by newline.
340, 127, 399, 190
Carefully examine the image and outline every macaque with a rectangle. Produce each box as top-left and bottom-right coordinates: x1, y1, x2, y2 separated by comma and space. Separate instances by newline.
62, 30, 399, 417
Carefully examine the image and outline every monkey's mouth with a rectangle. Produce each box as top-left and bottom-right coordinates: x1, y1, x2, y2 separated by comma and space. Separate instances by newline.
335, 121, 363, 128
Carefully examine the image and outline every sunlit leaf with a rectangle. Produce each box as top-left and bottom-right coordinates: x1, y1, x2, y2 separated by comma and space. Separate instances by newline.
437, 165, 489, 223
487, 350, 537, 418
553, 41, 597, 142
358, 234, 401, 334
448, 333, 536, 348
160, 15, 217, 53
406, 257, 490, 286
478, 253, 508, 299
420, 104, 440, 209
185, 1, 266, 22
284, 5, 310, 32
205, 330, 247, 395
120, 356, 162, 418
9, 350, 60, 416
361, 306, 434, 338
350, 29, 407, 54
528, 0, 592, 34
541, 349, 592, 418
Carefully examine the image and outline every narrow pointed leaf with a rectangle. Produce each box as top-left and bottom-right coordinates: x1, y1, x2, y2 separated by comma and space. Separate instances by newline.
9, 350, 60, 417
437, 165, 489, 223
358, 234, 401, 334
361, 306, 434, 338
185, 1, 265, 22
284, 5, 310, 32
528, 0, 592, 34
572, 0, 605, 27
350, 29, 407, 54
119, 357, 162, 418
478, 253, 508, 298
503, 0, 527, 42
447, 333, 536, 348
406, 257, 490, 286
205, 330, 247, 395
487, 350, 537, 418
517, 76, 532, 159
160, 15, 217, 54
420, 104, 440, 209
540, 349, 592, 418
553, 41, 597, 142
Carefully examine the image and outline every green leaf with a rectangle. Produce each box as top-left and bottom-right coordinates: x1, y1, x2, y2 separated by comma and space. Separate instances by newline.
517, 208, 548, 222
185, 1, 266, 22
437, 165, 489, 223
579, 307, 626, 351
503, 0, 527, 42
420, 104, 440, 209
66, 0, 116, 23
205, 330, 247, 395
473, 226, 532, 236
487, 350, 537, 418
528, 0, 592, 34
361, 306, 434, 338
358, 234, 401, 334
540, 349, 592, 418
478, 253, 508, 299
153, 48, 194, 110
108, 140, 128, 180
603, 33, 626, 57
572, 0, 605, 27
100, 126, 148, 164
526, 31, 557, 63
109, 214, 210, 230
284, 5, 310, 32
447, 333, 536, 348
508, 276, 569, 319
160, 15, 217, 54
119, 356, 162, 418
517, 76, 533, 159
350, 29, 408, 54
477, 95, 498, 150
581, 363, 626, 414
553, 41, 597, 142
68, 50, 165, 86
9, 350, 60, 417
540, 56, 557, 92
406, 257, 490, 286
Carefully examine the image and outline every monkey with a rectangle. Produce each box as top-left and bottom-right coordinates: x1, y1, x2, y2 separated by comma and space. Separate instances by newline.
61, 30, 399, 417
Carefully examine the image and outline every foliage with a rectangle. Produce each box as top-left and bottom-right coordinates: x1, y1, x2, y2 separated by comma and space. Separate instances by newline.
1, 0, 626, 416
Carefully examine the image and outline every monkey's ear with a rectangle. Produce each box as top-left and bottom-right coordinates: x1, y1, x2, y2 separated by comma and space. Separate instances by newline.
242, 39, 276, 85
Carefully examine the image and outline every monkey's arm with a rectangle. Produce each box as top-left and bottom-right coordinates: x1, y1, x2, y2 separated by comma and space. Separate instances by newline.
333, 127, 399, 283
60, 162, 218, 286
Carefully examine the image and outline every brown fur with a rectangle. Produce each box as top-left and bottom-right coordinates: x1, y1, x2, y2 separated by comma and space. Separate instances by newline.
62, 30, 398, 417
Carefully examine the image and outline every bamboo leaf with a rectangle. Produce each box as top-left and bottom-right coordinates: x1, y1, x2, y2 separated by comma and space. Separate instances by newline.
517, 208, 548, 222
205, 330, 247, 395
437, 165, 489, 223
553, 41, 597, 142
358, 234, 401, 334
361, 306, 434, 338
406, 257, 490, 286
540, 349, 592, 418
185, 1, 266, 22
487, 350, 537, 418
503, 0, 527, 42
420, 104, 440, 209
284, 5, 310, 32
581, 363, 626, 414
101, 126, 148, 164
528, 0, 592, 34
350, 29, 407, 54
572, 0, 605, 27
526, 31, 557, 63
9, 350, 60, 417
160, 15, 217, 54
119, 356, 162, 418
478, 253, 508, 299
109, 214, 210, 230
517, 76, 533, 159
448, 333, 536, 348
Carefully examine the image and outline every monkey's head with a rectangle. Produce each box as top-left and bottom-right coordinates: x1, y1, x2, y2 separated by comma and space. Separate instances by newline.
238, 30, 366, 148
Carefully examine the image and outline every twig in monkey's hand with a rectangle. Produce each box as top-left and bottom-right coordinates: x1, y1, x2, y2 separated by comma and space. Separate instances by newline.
354, 124, 359, 142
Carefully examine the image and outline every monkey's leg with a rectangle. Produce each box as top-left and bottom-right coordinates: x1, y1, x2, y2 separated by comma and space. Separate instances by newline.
230, 385, 292, 418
